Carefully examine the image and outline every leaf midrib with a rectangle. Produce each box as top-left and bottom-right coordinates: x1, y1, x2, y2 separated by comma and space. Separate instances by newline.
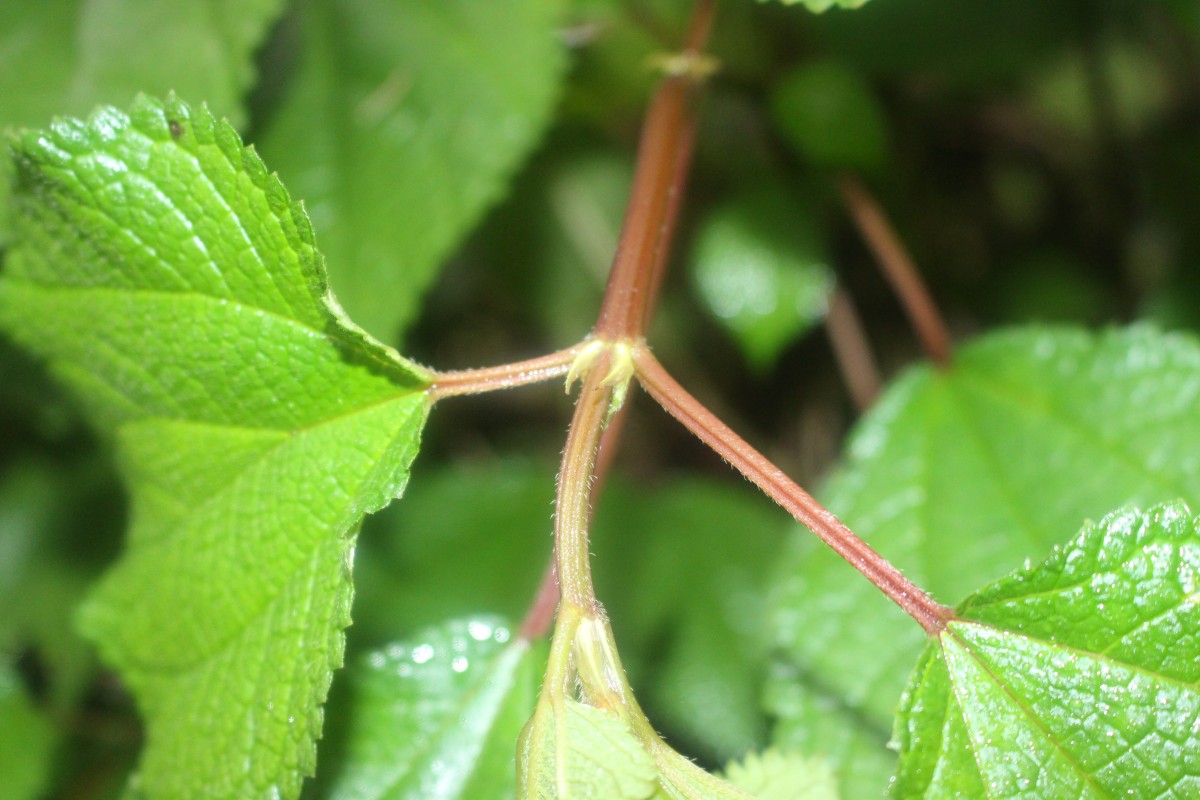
951, 619, 1199, 711
1, 279, 428, 425
943, 623, 1114, 800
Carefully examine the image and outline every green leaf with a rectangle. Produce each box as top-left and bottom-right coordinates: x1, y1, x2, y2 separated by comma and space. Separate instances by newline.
766, 326, 1200, 797
0, 95, 432, 799
770, 61, 888, 172
894, 502, 1200, 798
722, 750, 839, 800
518, 697, 660, 800
256, 0, 568, 343
321, 617, 543, 800
0, 0, 286, 239
0, 0, 283, 127
0, 662, 56, 800
690, 184, 833, 372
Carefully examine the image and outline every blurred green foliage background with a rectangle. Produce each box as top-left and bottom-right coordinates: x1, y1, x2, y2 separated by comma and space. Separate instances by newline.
2, 0, 1199, 796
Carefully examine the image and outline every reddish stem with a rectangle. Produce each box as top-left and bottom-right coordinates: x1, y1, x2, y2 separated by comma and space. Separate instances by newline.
641, 116, 697, 337
634, 347, 951, 635
825, 286, 881, 412
594, 0, 715, 340
513, 0, 717, 640
519, 562, 560, 641
837, 173, 953, 367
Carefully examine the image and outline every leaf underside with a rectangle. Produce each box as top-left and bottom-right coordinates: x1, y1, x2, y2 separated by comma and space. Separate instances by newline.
0, 95, 431, 799
894, 502, 1200, 798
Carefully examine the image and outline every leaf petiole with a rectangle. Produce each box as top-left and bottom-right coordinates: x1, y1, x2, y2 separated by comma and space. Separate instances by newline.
429, 344, 583, 400
633, 345, 952, 635
837, 173, 953, 367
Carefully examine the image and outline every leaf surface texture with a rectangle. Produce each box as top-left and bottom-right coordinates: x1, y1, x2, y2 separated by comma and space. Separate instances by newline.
0, 95, 431, 799
894, 503, 1200, 798
767, 327, 1200, 796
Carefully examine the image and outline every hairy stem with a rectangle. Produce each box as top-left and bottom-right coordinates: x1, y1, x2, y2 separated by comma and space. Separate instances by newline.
634, 347, 951, 635
554, 360, 616, 613
594, 0, 714, 340
837, 173, 953, 367
429, 345, 581, 400
519, 392, 632, 640
514, 0, 716, 641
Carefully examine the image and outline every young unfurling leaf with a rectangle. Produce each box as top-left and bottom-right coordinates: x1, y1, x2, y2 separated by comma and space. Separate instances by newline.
517, 608, 756, 800
518, 697, 660, 800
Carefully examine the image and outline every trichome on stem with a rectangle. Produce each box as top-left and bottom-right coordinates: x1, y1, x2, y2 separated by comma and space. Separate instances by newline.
433, 0, 954, 660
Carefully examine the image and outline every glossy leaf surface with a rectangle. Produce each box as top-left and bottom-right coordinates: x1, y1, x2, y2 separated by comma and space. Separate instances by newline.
323, 617, 542, 800
0, 96, 431, 799
257, 0, 567, 342
894, 503, 1200, 798
767, 326, 1200, 797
